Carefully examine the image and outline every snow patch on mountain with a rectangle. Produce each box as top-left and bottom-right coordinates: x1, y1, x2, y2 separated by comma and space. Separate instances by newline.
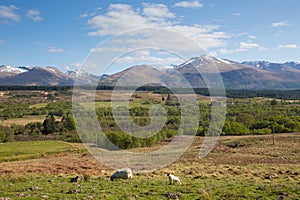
216, 58, 231, 65
67, 69, 90, 78
153, 65, 175, 71
0, 65, 29, 74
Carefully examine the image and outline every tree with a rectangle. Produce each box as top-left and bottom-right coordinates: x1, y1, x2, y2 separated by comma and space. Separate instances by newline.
0, 130, 6, 142
43, 114, 56, 134
61, 114, 76, 131
223, 121, 250, 135
270, 99, 278, 106
167, 93, 171, 100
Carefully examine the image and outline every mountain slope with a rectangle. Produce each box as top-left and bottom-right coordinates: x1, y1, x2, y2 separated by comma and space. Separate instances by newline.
175, 56, 282, 89
0, 66, 73, 86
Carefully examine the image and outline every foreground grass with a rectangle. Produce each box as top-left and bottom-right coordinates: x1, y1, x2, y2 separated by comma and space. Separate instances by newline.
0, 135, 299, 199
0, 140, 85, 162
0, 167, 299, 200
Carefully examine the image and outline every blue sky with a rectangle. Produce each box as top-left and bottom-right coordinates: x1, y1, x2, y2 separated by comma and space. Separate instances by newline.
0, 0, 299, 74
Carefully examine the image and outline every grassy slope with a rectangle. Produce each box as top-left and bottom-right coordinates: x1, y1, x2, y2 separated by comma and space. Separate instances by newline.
0, 140, 85, 162
0, 134, 299, 199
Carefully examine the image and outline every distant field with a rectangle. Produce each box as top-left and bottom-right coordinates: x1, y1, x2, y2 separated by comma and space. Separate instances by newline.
1, 115, 46, 126
0, 115, 62, 126
29, 103, 48, 109
0, 134, 299, 199
0, 140, 85, 162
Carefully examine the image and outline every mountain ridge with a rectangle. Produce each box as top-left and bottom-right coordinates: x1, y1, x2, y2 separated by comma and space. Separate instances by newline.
1, 56, 300, 89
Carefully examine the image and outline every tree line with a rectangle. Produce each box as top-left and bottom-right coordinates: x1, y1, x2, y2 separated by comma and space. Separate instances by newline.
1, 97, 299, 149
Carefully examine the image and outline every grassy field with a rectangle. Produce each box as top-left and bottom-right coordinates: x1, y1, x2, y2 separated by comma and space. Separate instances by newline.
0, 140, 85, 162
1, 115, 46, 126
0, 134, 299, 199
1, 115, 63, 126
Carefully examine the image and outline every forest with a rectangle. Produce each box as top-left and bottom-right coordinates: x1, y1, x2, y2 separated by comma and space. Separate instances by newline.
0, 90, 299, 149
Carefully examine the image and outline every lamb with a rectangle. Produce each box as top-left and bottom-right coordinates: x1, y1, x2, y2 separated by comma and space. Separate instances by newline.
110, 168, 133, 181
167, 173, 182, 185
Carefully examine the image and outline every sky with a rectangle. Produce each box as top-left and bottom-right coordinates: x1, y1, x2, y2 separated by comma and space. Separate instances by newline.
0, 0, 299, 74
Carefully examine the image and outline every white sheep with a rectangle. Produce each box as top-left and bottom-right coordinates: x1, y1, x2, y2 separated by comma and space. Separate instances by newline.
167, 173, 182, 185
110, 168, 133, 181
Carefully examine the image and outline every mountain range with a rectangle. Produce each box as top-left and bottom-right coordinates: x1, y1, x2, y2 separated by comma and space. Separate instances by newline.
1, 55, 300, 90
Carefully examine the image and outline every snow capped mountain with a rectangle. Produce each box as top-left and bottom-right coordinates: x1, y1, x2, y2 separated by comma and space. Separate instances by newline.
99, 55, 300, 89
0, 56, 300, 89
242, 61, 300, 71
0, 65, 30, 74
176, 56, 203, 68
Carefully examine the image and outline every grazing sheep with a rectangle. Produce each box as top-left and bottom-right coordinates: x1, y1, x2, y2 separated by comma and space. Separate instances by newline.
110, 168, 133, 181
167, 173, 182, 185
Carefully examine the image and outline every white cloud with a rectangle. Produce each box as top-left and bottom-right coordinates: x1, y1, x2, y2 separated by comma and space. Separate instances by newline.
86, 3, 228, 50
80, 13, 89, 18
274, 33, 280, 37
115, 55, 183, 65
64, 62, 82, 71
87, 4, 159, 36
90, 47, 131, 53
248, 35, 256, 39
48, 46, 65, 53
218, 42, 266, 55
26, 9, 42, 22
173, 1, 203, 8
276, 44, 297, 49
232, 12, 240, 16
270, 21, 289, 28
0, 5, 20, 22
239, 42, 260, 49
142, 3, 175, 19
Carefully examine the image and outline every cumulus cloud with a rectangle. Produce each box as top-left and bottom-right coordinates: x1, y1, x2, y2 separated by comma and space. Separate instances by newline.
270, 21, 289, 28
276, 44, 297, 49
48, 46, 65, 53
88, 4, 152, 36
86, 3, 228, 50
26, 9, 42, 22
0, 5, 20, 22
142, 3, 175, 19
219, 42, 266, 55
115, 55, 183, 65
173, 1, 203, 8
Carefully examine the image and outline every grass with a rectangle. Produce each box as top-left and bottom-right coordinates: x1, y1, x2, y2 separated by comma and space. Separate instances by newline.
0, 167, 299, 199
1, 115, 46, 126
0, 140, 85, 162
0, 134, 299, 199
1, 115, 62, 126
